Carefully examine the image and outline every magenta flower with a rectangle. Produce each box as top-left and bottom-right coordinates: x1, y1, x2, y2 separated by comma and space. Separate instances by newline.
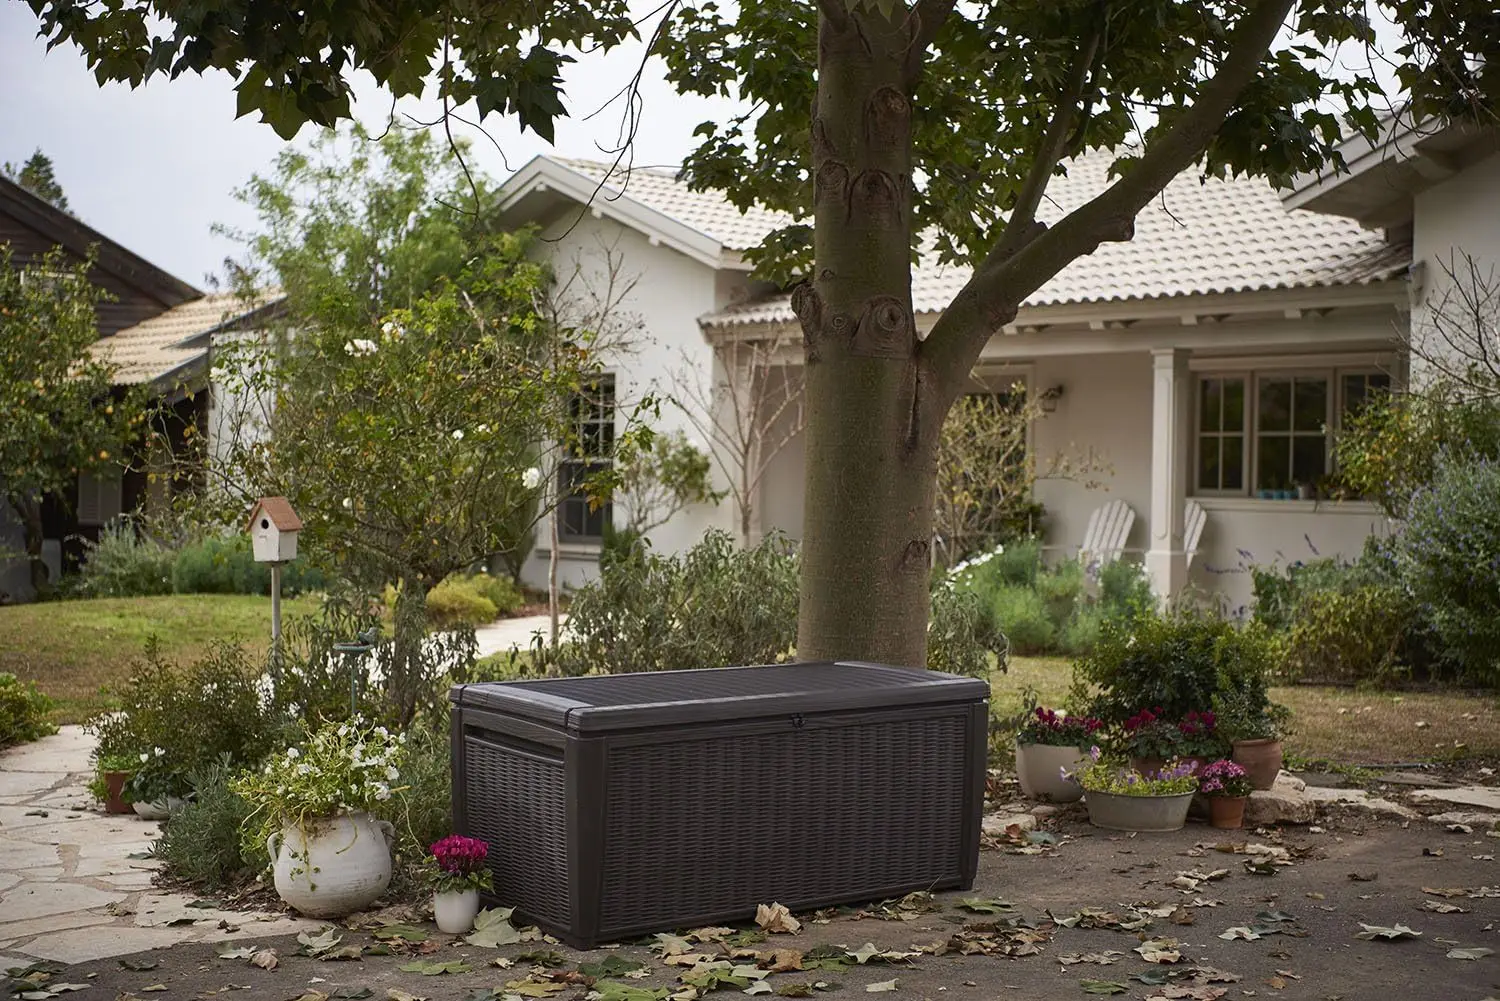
430, 834, 489, 876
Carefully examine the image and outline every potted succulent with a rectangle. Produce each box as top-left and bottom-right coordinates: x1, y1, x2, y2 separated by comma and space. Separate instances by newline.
1014, 706, 1103, 802
1121, 707, 1186, 777
1198, 758, 1254, 829
89, 753, 137, 815
234, 717, 405, 918
128, 747, 189, 820
1214, 688, 1293, 791
428, 835, 492, 933
1065, 748, 1199, 832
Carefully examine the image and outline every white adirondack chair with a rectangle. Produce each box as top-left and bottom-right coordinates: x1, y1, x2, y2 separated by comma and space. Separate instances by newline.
1184, 499, 1207, 568
1079, 499, 1135, 569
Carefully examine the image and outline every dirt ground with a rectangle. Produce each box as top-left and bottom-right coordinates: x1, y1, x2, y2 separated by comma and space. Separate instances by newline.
11, 810, 1500, 1001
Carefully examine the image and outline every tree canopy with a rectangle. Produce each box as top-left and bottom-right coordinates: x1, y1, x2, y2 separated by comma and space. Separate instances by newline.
3, 149, 70, 212
26, 0, 1500, 664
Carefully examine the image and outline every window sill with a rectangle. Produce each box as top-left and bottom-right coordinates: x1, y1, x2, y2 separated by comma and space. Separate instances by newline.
535, 541, 603, 558
1192, 496, 1386, 516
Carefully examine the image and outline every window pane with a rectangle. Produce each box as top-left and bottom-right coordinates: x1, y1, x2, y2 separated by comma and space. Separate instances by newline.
1224, 378, 1245, 429
1200, 379, 1222, 431
1259, 378, 1291, 432
1257, 435, 1289, 490
1292, 435, 1326, 485
1341, 374, 1366, 416
1198, 438, 1221, 491
1293, 377, 1328, 432
1222, 435, 1244, 490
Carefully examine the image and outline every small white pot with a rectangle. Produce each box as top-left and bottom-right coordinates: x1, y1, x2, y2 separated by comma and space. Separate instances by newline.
131, 796, 186, 821
267, 811, 395, 918
434, 888, 481, 934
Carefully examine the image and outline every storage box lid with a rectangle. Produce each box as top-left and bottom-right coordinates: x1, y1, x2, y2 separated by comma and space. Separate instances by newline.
450, 661, 989, 733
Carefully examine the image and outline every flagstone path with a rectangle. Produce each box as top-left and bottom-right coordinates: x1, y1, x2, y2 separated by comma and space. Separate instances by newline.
0, 726, 315, 966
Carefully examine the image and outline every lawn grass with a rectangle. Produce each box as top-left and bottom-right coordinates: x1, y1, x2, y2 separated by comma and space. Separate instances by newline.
0, 594, 320, 722
994, 655, 1500, 767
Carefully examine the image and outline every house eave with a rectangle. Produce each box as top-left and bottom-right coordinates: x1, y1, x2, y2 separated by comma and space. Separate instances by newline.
495, 156, 735, 271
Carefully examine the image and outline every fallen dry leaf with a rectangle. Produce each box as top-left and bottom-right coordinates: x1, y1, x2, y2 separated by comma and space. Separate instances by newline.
250, 951, 278, 972
755, 904, 801, 935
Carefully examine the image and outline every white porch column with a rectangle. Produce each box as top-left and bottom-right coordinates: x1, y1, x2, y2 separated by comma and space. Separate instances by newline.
1145, 348, 1191, 602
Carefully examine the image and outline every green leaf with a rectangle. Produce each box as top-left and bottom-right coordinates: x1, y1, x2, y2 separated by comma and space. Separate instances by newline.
1355, 924, 1422, 941
373, 924, 429, 943
1079, 981, 1129, 996
956, 897, 1015, 914
588, 983, 671, 1001
579, 957, 648, 978
1447, 947, 1494, 960
398, 961, 472, 976
117, 960, 160, 972
863, 982, 898, 994
466, 907, 523, 948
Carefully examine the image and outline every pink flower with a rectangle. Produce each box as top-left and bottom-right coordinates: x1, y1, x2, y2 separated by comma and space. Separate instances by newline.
430, 834, 489, 875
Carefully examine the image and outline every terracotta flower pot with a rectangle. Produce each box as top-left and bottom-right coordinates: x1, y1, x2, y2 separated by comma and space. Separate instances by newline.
1014, 741, 1088, 802
1231, 739, 1283, 791
103, 771, 133, 815
1208, 795, 1248, 830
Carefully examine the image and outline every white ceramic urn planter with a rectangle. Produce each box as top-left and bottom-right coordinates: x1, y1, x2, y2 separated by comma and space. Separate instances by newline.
268, 811, 396, 918
434, 889, 481, 934
1014, 741, 1089, 802
132, 796, 186, 821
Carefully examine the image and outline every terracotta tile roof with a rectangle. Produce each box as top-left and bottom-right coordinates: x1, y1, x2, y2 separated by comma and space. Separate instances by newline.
91, 291, 281, 386
544, 152, 1407, 328
246, 495, 303, 532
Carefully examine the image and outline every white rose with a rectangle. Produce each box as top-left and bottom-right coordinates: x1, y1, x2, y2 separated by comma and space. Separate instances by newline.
452, 429, 465, 441
286, 747, 300, 759
386, 766, 399, 781
522, 467, 543, 490
139, 752, 150, 763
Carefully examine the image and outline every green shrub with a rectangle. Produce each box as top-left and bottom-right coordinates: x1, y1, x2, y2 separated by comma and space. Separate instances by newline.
423, 576, 498, 628
1072, 606, 1276, 725
151, 757, 266, 888
172, 534, 327, 596
86, 641, 282, 794
74, 519, 175, 597
1058, 604, 1105, 656
465, 572, 523, 617
1396, 455, 1500, 684
558, 529, 798, 675
1279, 585, 1411, 685
1097, 558, 1154, 620
928, 585, 1009, 678
0, 673, 56, 748
991, 585, 1055, 655
384, 717, 453, 863
1035, 560, 1085, 631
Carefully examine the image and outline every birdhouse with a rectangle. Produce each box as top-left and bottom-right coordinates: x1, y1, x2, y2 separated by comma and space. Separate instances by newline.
246, 496, 302, 563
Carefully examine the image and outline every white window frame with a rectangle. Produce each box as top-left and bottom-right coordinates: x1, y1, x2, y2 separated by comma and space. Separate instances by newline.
1190, 360, 1395, 499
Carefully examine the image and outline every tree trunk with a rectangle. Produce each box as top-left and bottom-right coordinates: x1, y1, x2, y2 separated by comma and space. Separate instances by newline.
390, 575, 427, 725
8, 494, 50, 600
794, 8, 934, 668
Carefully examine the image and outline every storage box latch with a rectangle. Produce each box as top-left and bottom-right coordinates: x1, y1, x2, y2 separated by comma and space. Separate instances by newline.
790, 713, 805, 729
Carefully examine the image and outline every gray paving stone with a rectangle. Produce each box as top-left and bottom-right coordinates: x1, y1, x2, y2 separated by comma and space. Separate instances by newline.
0, 771, 69, 798
20, 925, 184, 964
0, 911, 116, 943
1412, 785, 1500, 811
0, 881, 124, 923
0, 840, 61, 870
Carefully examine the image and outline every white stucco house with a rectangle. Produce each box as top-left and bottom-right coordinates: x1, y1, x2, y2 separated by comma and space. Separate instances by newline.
482, 125, 1500, 612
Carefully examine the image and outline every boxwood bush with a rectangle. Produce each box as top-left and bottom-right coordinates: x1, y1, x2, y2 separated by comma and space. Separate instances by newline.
0, 673, 56, 748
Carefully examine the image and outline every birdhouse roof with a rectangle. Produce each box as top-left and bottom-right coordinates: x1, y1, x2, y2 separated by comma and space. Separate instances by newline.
246, 496, 303, 533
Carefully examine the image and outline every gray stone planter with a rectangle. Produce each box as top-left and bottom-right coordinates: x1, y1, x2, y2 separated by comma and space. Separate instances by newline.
1015, 741, 1088, 802
1082, 789, 1195, 832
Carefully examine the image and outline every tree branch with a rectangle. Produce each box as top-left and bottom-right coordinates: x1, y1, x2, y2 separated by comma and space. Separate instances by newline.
815, 0, 850, 32
922, 0, 1296, 408
989, 21, 1103, 263
905, 0, 957, 84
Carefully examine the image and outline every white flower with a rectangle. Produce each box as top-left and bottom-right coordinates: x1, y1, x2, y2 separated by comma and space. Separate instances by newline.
522, 466, 542, 490
344, 338, 378, 356
386, 766, 399, 781
373, 783, 392, 801
296, 763, 312, 775
153, 747, 165, 757
477, 424, 489, 434
139, 752, 150, 763
381, 320, 397, 336
451, 429, 465, 441
342, 497, 353, 510
286, 747, 300, 759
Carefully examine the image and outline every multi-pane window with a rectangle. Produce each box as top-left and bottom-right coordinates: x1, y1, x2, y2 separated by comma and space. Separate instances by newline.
1193, 368, 1391, 497
557, 376, 616, 541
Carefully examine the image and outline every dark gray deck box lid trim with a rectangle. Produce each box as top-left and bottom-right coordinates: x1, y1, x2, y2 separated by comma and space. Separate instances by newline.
450, 661, 988, 733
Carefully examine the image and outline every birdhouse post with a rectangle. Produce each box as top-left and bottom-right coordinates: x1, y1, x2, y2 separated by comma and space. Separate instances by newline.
246, 497, 303, 659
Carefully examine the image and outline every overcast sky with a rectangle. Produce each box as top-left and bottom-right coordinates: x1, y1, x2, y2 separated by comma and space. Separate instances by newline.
0, 3, 739, 291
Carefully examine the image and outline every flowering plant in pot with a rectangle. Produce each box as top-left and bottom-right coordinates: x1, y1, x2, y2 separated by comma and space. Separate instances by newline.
1198, 758, 1254, 829
233, 717, 406, 918
1175, 710, 1230, 771
127, 747, 190, 820
1064, 748, 1198, 832
88, 753, 138, 815
1120, 707, 1186, 776
1014, 706, 1103, 802
428, 835, 492, 933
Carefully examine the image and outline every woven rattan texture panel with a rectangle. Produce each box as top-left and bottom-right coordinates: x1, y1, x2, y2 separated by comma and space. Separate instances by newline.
596, 715, 968, 933
464, 736, 570, 928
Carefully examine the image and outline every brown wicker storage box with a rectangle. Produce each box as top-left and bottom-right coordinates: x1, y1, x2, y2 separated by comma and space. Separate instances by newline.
449, 661, 989, 948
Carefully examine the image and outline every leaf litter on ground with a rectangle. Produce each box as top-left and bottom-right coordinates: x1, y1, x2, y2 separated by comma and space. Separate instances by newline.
1354, 924, 1422, 941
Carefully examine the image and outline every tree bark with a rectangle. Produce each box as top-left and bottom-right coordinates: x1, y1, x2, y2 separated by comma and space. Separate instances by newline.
390, 575, 427, 725
795, 8, 934, 668
8, 494, 50, 599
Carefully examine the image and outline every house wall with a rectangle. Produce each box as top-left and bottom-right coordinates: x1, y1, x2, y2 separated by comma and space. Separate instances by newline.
1410, 149, 1500, 382
518, 214, 745, 591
